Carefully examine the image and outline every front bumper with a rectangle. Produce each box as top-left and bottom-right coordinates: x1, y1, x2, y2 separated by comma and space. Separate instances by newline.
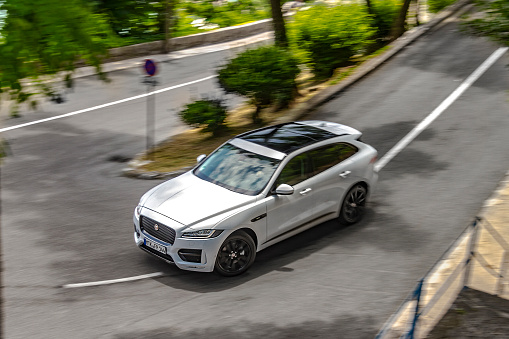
133, 214, 227, 273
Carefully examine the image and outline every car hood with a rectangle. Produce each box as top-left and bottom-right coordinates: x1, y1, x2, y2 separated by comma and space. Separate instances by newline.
143, 171, 256, 226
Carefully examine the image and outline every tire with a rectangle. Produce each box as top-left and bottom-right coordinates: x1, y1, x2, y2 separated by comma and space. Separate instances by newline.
214, 230, 256, 277
338, 184, 367, 225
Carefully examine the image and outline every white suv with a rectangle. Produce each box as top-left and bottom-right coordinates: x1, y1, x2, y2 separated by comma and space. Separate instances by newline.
134, 121, 378, 276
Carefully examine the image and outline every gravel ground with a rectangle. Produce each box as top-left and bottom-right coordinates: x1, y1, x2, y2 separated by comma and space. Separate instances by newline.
427, 289, 509, 338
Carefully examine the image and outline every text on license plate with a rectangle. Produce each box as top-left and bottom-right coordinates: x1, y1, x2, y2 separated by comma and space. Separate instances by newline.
145, 238, 167, 254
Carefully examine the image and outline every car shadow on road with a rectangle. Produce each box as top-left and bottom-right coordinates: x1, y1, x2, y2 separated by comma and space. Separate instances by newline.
150, 198, 432, 293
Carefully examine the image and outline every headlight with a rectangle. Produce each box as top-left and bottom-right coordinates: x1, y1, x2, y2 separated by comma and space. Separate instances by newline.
134, 205, 143, 220
181, 229, 223, 239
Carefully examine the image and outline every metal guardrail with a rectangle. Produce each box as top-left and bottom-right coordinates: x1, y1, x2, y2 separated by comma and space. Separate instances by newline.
376, 216, 509, 339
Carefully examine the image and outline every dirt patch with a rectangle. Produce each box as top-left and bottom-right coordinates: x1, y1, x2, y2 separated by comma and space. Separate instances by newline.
427, 288, 509, 338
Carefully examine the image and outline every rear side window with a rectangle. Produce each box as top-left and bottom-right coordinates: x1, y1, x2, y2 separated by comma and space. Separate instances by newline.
309, 143, 357, 176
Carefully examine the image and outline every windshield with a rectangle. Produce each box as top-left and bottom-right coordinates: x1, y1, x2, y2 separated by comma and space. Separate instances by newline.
194, 143, 281, 195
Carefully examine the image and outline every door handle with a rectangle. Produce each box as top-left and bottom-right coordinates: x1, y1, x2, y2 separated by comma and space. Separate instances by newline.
299, 188, 312, 195
339, 171, 351, 178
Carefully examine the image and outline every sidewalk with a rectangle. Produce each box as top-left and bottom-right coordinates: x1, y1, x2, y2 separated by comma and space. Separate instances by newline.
377, 171, 509, 338
427, 174, 509, 338
468, 173, 509, 298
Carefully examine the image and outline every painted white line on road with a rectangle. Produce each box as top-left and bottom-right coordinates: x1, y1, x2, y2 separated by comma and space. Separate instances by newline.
0, 75, 217, 134
375, 47, 508, 172
62, 272, 165, 288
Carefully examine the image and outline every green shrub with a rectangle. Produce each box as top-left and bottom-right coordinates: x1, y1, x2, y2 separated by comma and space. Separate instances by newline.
179, 98, 228, 135
371, 0, 401, 39
217, 45, 300, 123
428, 0, 456, 13
466, 0, 509, 45
288, 4, 376, 78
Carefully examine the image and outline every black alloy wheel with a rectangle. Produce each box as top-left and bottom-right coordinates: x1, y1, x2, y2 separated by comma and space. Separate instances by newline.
215, 231, 256, 277
339, 184, 367, 225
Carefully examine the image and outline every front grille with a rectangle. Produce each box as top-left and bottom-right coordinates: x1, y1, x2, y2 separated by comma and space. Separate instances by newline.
140, 244, 174, 263
140, 216, 176, 244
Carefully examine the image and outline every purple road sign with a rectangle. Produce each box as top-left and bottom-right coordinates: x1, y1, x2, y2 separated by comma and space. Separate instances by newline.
144, 59, 157, 76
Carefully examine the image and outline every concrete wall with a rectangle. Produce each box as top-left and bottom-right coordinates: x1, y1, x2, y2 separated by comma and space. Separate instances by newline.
107, 19, 273, 62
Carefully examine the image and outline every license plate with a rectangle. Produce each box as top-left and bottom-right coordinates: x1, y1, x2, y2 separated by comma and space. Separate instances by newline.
145, 238, 167, 254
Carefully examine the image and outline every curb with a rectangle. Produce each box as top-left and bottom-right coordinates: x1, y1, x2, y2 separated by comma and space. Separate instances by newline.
122, 164, 193, 180
123, 0, 473, 180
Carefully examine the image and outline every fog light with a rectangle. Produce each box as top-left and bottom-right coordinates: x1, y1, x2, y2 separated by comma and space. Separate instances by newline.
178, 249, 202, 263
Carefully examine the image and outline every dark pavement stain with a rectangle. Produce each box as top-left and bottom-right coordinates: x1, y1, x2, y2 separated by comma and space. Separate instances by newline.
381, 147, 449, 177
107, 154, 132, 163
361, 120, 435, 156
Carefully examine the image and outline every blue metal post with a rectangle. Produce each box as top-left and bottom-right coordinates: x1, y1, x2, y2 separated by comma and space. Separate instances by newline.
407, 278, 424, 339
463, 217, 481, 288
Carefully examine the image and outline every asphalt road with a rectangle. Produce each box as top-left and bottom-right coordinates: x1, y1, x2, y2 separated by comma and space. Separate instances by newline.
1, 16, 509, 339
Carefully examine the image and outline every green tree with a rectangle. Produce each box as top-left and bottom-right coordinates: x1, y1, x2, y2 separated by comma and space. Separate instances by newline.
217, 45, 299, 123
92, 0, 167, 43
428, 0, 456, 13
369, 0, 401, 39
289, 4, 375, 78
92, 0, 152, 37
0, 0, 112, 115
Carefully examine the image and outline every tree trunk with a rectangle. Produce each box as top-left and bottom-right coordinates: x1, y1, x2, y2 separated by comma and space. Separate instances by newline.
252, 105, 263, 125
162, 0, 174, 53
365, 0, 373, 15
415, 0, 420, 26
390, 0, 412, 41
269, 0, 288, 47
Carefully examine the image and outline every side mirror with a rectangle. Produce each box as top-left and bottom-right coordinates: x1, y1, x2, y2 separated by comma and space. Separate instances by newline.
197, 154, 206, 163
274, 184, 294, 195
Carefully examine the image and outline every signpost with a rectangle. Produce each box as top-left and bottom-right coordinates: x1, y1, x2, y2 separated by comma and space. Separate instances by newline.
0, 140, 11, 339
143, 59, 158, 160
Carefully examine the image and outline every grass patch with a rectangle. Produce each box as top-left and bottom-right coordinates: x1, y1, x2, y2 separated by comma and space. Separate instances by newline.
137, 104, 289, 173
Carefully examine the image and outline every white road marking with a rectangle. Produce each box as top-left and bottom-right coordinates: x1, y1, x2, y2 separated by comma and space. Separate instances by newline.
62, 272, 165, 288
0, 75, 216, 134
375, 47, 508, 172
57, 48, 508, 289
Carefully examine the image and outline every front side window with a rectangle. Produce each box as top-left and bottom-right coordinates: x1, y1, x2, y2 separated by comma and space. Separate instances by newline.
194, 143, 281, 195
275, 153, 312, 187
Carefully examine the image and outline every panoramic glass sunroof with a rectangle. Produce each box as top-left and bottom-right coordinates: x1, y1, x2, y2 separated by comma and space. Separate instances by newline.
238, 123, 336, 154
